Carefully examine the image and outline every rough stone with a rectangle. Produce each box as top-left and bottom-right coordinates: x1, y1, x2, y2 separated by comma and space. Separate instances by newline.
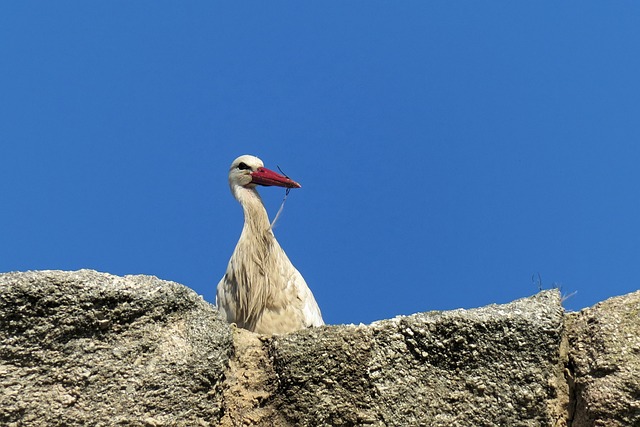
566, 290, 640, 427
268, 290, 567, 426
0, 270, 233, 426
2, 270, 638, 426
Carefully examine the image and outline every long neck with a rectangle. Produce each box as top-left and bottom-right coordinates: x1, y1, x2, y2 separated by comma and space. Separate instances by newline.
232, 185, 272, 235
229, 184, 277, 330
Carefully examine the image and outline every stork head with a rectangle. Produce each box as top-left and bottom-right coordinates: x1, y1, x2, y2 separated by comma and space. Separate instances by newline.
229, 155, 301, 190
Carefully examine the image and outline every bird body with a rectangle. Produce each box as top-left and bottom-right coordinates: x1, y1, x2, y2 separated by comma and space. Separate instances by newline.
216, 155, 323, 334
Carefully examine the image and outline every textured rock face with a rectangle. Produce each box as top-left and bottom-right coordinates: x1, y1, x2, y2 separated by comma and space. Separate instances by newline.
267, 291, 567, 426
567, 290, 640, 427
0, 270, 232, 426
0, 270, 637, 426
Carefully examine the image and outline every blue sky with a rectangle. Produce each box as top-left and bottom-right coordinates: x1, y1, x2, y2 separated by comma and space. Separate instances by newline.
2, 3, 639, 325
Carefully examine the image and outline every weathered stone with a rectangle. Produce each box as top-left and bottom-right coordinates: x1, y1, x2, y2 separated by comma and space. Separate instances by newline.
0, 270, 233, 426
219, 328, 285, 426
268, 290, 567, 426
566, 290, 640, 427
2, 269, 638, 426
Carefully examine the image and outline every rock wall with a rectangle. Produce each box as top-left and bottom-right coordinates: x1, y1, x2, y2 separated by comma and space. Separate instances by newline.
0, 270, 232, 426
566, 290, 640, 426
0, 270, 637, 426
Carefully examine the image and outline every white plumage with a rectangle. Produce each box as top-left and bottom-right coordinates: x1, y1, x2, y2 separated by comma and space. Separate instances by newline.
216, 155, 324, 334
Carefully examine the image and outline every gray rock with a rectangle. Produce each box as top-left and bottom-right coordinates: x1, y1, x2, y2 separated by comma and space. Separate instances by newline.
0, 270, 233, 426
566, 290, 640, 427
4, 269, 638, 426
267, 290, 567, 426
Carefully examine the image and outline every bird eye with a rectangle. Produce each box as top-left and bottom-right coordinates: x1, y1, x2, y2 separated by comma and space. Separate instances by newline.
238, 162, 251, 171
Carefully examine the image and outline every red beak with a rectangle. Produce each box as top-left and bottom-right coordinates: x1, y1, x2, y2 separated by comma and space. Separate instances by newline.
251, 167, 301, 188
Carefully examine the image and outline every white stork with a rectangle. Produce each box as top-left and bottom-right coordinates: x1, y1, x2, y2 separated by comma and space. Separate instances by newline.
216, 155, 324, 334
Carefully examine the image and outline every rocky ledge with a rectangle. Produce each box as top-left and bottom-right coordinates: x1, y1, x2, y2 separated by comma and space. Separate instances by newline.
0, 270, 638, 426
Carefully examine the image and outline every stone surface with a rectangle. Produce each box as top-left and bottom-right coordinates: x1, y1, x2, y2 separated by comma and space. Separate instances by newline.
566, 290, 640, 427
2, 269, 638, 426
0, 270, 233, 426
267, 290, 567, 427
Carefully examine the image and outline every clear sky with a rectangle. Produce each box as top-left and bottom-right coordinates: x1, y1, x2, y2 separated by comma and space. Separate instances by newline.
2, 2, 639, 325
